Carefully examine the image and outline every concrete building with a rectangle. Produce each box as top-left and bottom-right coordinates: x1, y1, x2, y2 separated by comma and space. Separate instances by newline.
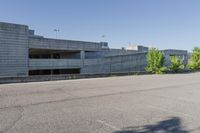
0, 22, 188, 78
162, 49, 188, 66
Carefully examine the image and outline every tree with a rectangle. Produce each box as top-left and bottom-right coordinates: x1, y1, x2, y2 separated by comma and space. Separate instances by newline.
188, 47, 200, 70
169, 56, 184, 72
145, 48, 166, 74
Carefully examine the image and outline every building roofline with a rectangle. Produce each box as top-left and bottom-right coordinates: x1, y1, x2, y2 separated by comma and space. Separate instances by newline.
0, 22, 28, 27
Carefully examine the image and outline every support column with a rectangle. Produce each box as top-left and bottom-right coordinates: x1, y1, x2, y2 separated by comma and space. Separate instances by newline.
80, 51, 85, 72
80, 51, 85, 59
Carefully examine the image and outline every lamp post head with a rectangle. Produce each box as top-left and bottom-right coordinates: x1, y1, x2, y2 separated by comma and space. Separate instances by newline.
54, 29, 60, 32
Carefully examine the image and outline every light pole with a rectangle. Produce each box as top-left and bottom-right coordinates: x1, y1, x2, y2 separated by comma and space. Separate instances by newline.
101, 34, 106, 42
54, 29, 60, 39
52, 29, 59, 80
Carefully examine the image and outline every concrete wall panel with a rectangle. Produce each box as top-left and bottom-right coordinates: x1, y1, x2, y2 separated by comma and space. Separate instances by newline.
29, 59, 83, 70
0, 22, 28, 77
81, 53, 147, 74
29, 37, 102, 51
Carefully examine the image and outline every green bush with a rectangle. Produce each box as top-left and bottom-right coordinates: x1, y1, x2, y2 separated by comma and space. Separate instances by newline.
145, 48, 166, 74
169, 56, 184, 72
188, 47, 200, 70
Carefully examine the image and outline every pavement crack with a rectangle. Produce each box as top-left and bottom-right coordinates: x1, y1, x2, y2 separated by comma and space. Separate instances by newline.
0, 81, 200, 110
3, 106, 24, 133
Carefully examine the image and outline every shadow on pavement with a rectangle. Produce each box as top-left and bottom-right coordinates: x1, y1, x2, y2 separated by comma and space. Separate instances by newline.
114, 117, 188, 133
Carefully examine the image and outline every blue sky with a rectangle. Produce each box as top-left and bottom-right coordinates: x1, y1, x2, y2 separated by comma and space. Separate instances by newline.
0, 0, 200, 51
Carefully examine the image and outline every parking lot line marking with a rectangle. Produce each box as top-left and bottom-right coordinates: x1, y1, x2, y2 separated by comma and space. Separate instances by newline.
96, 120, 120, 130
148, 104, 198, 121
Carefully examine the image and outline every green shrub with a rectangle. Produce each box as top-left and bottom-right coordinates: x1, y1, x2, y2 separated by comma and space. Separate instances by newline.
188, 47, 200, 70
145, 48, 166, 74
169, 56, 184, 72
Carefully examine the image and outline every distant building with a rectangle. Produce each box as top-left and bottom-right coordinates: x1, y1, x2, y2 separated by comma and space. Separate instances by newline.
126, 45, 149, 52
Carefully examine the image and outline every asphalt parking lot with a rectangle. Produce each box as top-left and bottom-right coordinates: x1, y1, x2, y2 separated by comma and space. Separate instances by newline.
0, 73, 200, 133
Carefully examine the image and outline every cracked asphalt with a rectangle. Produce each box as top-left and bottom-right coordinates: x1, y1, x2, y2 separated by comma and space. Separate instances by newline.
1, 73, 200, 133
